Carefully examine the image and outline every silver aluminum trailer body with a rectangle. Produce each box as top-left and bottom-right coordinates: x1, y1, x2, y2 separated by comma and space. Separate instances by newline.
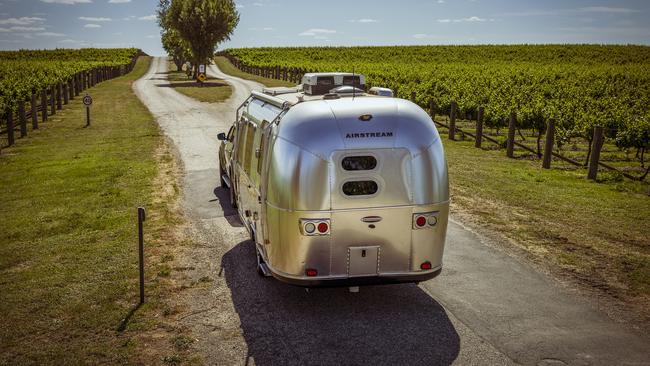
221, 84, 449, 287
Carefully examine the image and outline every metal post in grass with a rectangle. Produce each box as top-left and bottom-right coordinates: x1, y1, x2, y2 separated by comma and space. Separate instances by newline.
40, 89, 47, 123
449, 101, 457, 140
542, 119, 555, 169
138, 207, 146, 305
588, 126, 604, 180
507, 112, 517, 158
31, 93, 38, 129
18, 101, 27, 138
475, 107, 485, 148
6, 110, 14, 146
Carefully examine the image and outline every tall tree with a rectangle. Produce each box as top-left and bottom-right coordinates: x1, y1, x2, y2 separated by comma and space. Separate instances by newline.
157, 0, 189, 71
168, 0, 239, 70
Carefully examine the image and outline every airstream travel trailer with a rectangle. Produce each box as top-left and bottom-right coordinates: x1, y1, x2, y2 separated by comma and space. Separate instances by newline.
217, 72, 449, 287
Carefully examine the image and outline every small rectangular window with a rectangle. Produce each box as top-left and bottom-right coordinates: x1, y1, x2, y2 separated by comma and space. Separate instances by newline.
243, 124, 256, 175
342, 156, 377, 171
342, 181, 378, 196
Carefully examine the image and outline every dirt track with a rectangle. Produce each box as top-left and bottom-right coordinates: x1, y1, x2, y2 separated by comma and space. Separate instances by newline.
133, 57, 649, 366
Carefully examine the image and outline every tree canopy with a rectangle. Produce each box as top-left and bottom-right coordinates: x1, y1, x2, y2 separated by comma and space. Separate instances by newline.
158, 0, 239, 71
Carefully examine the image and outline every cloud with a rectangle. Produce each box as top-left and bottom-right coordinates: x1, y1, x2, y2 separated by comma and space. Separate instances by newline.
83, 23, 101, 28
79, 16, 111, 21
0, 26, 46, 32
249, 27, 275, 31
58, 39, 89, 45
138, 14, 156, 21
236, 3, 244, 9
437, 16, 491, 23
108, 0, 131, 3
350, 18, 378, 23
412, 33, 444, 39
0, 17, 45, 25
40, 0, 92, 4
579, 6, 639, 14
36, 31, 65, 36
299, 28, 337, 36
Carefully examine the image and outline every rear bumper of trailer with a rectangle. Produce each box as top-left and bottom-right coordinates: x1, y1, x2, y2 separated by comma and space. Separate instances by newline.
269, 267, 442, 288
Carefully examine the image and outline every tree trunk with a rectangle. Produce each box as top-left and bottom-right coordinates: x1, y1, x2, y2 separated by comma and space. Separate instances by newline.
536, 129, 543, 158
174, 57, 184, 71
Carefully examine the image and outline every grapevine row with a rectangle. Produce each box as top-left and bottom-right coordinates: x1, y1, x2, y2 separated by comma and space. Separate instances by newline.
220, 45, 650, 155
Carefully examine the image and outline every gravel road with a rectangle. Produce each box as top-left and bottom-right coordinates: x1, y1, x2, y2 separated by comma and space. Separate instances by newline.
133, 57, 649, 366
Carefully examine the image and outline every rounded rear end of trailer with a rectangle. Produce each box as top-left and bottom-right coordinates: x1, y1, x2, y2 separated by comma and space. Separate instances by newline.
261, 96, 449, 286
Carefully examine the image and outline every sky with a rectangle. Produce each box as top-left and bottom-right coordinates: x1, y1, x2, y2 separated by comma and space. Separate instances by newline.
0, 0, 649, 55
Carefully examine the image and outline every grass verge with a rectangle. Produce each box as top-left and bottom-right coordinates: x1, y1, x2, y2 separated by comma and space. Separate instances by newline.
213, 56, 295, 87
0, 56, 192, 364
164, 61, 232, 103
440, 127, 650, 317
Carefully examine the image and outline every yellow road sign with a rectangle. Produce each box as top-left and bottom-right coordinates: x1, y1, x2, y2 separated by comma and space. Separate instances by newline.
197, 73, 206, 82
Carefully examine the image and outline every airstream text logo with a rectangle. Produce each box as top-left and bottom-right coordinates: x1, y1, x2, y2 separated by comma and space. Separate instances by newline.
345, 132, 393, 139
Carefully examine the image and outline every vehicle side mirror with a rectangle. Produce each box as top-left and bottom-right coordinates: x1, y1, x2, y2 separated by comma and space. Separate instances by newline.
217, 132, 226, 141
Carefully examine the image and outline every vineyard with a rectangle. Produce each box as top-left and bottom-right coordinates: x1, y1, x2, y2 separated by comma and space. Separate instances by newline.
219, 45, 650, 179
0, 48, 141, 148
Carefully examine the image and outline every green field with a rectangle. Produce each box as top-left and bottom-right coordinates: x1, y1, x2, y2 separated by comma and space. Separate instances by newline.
0, 56, 188, 364
215, 51, 650, 313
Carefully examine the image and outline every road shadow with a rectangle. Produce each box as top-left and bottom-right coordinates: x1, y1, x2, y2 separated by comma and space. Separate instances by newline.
221, 240, 460, 366
213, 186, 243, 227
156, 81, 229, 88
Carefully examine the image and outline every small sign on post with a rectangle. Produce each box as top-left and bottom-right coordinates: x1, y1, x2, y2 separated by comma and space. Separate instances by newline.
83, 94, 92, 127
197, 64, 206, 86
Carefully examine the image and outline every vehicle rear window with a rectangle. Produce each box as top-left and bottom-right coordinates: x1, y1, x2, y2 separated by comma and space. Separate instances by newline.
342, 156, 377, 171
342, 181, 378, 196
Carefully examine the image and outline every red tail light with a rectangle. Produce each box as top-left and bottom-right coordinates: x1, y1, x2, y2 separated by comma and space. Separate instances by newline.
305, 268, 318, 277
413, 212, 439, 229
300, 219, 330, 236
317, 222, 329, 233
420, 261, 432, 270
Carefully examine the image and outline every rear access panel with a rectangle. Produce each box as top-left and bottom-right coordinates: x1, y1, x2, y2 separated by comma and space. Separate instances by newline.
348, 246, 379, 277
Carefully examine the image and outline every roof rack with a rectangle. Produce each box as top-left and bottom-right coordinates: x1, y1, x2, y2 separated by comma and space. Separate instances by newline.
251, 90, 290, 109
262, 86, 301, 96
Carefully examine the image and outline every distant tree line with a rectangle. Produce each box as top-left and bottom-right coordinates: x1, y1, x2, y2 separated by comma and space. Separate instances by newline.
157, 0, 239, 75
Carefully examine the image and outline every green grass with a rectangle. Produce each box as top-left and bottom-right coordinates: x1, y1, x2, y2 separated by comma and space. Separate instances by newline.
213, 56, 295, 87
0, 57, 185, 364
440, 122, 650, 303
166, 61, 232, 103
